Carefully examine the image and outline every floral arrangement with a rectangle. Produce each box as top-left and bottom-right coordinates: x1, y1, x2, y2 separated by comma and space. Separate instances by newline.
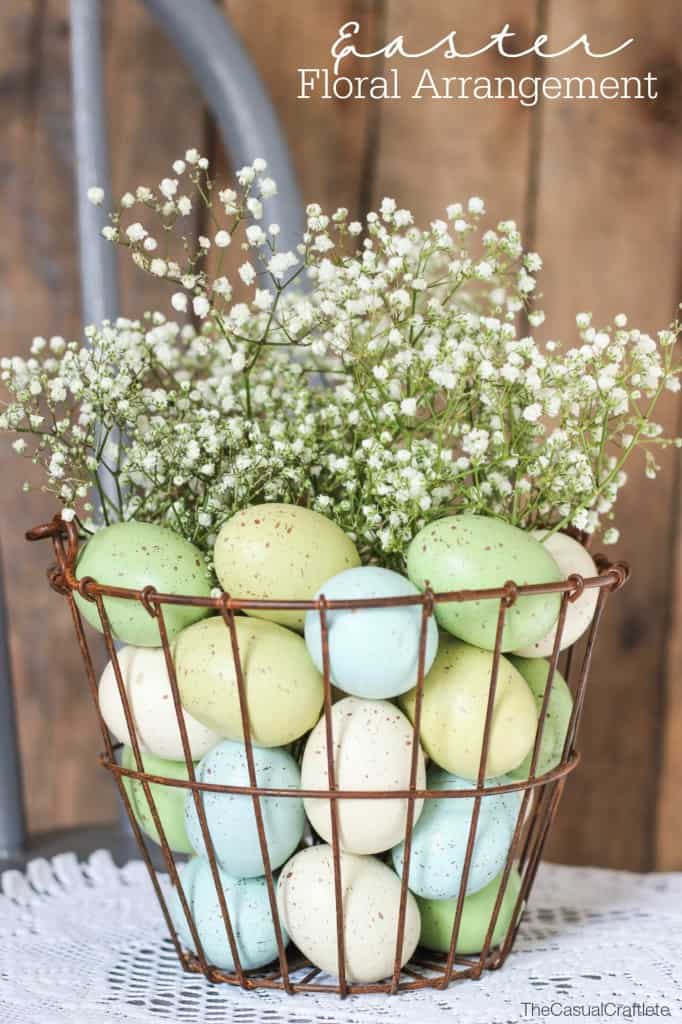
10, 150, 681, 989
1, 149, 679, 568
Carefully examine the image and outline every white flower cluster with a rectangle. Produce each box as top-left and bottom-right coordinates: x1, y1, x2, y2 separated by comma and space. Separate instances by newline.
2, 152, 680, 564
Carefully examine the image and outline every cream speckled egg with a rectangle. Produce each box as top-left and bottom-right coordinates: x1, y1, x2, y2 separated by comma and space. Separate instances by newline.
75, 521, 212, 646
399, 637, 536, 779
213, 503, 360, 631
407, 515, 562, 651
277, 845, 420, 983
98, 646, 220, 761
173, 615, 324, 747
301, 697, 425, 854
513, 532, 599, 657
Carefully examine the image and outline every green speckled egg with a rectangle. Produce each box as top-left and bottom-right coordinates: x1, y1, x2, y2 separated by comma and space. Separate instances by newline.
75, 522, 212, 646
213, 503, 360, 631
407, 515, 562, 652
173, 615, 324, 747
399, 636, 536, 779
418, 868, 522, 955
507, 656, 573, 780
121, 746, 194, 854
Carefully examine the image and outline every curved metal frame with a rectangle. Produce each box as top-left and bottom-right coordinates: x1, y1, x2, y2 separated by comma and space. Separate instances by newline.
25, 515, 628, 996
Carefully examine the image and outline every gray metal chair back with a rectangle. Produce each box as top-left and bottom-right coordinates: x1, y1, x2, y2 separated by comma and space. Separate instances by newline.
0, 0, 303, 863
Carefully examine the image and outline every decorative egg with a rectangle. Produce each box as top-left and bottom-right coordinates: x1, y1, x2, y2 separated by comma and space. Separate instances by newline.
171, 856, 288, 972
213, 503, 360, 631
98, 645, 220, 761
406, 515, 562, 651
507, 656, 573, 780
399, 637, 536, 779
184, 740, 304, 877
418, 868, 522, 955
121, 747, 193, 854
514, 532, 600, 657
391, 766, 521, 899
174, 616, 323, 746
303, 566, 439, 699
301, 697, 425, 855
277, 845, 420, 983
75, 522, 212, 646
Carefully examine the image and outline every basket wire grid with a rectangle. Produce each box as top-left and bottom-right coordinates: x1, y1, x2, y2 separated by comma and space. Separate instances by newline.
27, 515, 629, 997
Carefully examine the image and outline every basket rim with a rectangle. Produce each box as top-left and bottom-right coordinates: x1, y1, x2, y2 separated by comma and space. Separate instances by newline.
26, 514, 630, 611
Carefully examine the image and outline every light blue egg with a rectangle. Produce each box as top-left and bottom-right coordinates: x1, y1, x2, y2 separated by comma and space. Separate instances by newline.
304, 566, 439, 699
391, 766, 521, 900
170, 856, 288, 971
184, 741, 304, 877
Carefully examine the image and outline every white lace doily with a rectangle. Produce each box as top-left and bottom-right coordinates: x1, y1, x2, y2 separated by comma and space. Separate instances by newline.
1, 852, 680, 1024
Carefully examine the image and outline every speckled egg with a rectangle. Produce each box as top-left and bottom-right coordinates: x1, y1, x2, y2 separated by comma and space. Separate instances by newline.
303, 566, 439, 700
301, 697, 425, 855
174, 616, 323, 747
75, 522, 212, 646
399, 637, 536, 779
507, 656, 573, 780
171, 856, 288, 972
98, 646, 220, 761
121, 747, 193, 854
213, 503, 360, 631
407, 515, 562, 651
514, 532, 600, 657
184, 740, 304, 877
418, 868, 522, 955
391, 766, 521, 899
277, 844, 420, 983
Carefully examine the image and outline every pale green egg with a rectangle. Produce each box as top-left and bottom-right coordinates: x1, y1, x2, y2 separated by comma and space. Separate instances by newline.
213, 503, 360, 631
121, 746, 194, 854
75, 522, 212, 646
399, 636, 536, 779
173, 615, 324, 747
407, 515, 562, 652
417, 868, 522, 955
506, 656, 573, 780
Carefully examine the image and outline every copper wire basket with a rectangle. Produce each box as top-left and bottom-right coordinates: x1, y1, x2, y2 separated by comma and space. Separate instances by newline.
27, 515, 629, 997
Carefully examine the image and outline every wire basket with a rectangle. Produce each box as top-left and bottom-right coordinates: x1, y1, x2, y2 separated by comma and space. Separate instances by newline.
27, 515, 629, 997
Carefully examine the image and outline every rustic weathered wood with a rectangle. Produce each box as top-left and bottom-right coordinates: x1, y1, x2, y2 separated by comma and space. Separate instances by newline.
0, 0, 105, 835
372, 1, 541, 228
531, 0, 682, 870
1, 0, 681, 870
0, 0, 206, 834
656, 396, 682, 870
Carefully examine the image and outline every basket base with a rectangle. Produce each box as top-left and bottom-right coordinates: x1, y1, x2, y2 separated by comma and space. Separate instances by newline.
179, 941, 514, 996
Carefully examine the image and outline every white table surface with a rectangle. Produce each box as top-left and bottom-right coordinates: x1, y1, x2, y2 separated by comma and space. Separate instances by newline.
1, 852, 680, 1024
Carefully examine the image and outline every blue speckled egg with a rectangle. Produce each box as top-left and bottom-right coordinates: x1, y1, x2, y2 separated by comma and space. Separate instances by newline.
391, 765, 521, 900
171, 856, 288, 971
184, 740, 304, 877
75, 521, 212, 647
304, 566, 439, 699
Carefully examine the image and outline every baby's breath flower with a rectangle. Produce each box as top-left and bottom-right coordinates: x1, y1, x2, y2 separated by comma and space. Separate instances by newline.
2, 154, 679, 560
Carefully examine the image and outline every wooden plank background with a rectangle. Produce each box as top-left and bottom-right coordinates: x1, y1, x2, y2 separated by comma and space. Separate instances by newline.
0, 0, 680, 869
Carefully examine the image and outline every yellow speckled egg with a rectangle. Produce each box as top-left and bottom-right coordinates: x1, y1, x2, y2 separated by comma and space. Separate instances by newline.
213, 503, 360, 631
399, 636, 536, 779
173, 615, 324, 746
277, 844, 420, 983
